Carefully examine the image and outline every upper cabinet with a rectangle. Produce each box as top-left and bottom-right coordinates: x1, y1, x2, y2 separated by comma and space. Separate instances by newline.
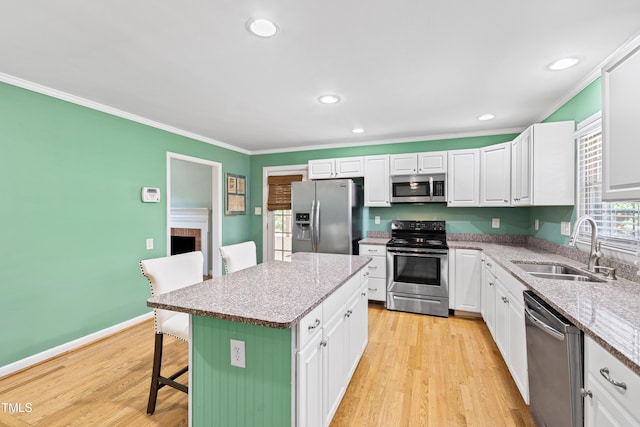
447, 149, 480, 207
602, 35, 640, 201
511, 121, 575, 206
309, 157, 364, 180
480, 142, 512, 207
390, 151, 448, 175
364, 155, 391, 207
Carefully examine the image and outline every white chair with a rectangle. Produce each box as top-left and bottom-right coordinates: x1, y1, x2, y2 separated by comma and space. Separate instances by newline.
139, 251, 204, 414
219, 241, 257, 273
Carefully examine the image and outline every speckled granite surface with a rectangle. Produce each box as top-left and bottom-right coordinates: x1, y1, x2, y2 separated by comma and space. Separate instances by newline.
449, 241, 640, 375
147, 252, 371, 329
366, 231, 391, 239
359, 237, 390, 245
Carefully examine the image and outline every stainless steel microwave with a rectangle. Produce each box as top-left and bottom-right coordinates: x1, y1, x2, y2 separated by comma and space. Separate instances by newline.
390, 174, 446, 203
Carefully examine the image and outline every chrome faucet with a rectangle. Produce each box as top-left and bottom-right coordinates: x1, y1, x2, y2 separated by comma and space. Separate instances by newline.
568, 215, 602, 272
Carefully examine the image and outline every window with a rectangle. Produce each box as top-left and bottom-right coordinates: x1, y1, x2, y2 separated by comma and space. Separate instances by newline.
265, 173, 303, 261
273, 210, 292, 261
576, 115, 640, 251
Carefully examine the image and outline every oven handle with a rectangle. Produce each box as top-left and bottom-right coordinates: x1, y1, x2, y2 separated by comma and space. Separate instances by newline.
387, 248, 448, 256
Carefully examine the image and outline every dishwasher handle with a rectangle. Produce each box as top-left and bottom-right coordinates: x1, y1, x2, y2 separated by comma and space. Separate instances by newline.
525, 307, 566, 341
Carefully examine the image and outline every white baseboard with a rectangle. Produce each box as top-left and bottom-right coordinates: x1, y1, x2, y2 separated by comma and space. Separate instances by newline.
0, 311, 154, 379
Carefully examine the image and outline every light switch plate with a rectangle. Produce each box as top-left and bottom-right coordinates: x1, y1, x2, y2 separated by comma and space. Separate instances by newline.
146, 238, 154, 250
561, 222, 571, 236
374, 216, 380, 225
254, 207, 262, 215
492, 218, 500, 229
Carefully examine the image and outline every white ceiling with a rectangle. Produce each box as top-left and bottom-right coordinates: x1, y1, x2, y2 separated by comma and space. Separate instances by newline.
2, 1, 640, 154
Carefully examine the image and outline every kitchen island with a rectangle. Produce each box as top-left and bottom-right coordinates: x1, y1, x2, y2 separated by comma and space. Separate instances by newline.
147, 252, 372, 427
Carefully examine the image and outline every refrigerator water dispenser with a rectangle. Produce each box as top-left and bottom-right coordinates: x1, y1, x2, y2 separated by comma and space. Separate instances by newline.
295, 212, 311, 241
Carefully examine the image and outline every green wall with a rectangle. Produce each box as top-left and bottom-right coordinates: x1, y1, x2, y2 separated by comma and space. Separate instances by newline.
250, 134, 520, 262
533, 78, 602, 244
0, 82, 251, 366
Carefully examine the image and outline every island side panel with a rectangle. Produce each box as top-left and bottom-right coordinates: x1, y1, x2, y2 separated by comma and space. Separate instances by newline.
191, 315, 293, 427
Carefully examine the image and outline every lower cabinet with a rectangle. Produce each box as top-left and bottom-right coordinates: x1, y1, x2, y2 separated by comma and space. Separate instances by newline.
584, 336, 640, 426
481, 256, 529, 404
358, 243, 387, 302
452, 249, 482, 312
297, 270, 368, 427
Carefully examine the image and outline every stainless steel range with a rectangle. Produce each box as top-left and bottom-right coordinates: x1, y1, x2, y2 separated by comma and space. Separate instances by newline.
386, 220, 449, 317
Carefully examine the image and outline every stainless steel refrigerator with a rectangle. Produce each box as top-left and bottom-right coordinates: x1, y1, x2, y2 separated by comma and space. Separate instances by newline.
291, 179, 363, 255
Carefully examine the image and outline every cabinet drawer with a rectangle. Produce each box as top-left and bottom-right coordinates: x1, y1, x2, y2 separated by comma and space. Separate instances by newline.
324, 274, 359, 321
365, 256, 386, 279
587, 337, 640, 418
496, 264, 526, 305
367, 277, 386, 302
298, 304, 323, 350
484, 257, 497, 276
359, 244, 386, 257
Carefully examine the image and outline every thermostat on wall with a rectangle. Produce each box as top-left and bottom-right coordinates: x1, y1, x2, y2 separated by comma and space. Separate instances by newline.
141, 187, 161, 203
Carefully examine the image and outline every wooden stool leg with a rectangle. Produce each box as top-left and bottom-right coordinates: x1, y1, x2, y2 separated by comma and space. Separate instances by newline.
147, 333, 164, 414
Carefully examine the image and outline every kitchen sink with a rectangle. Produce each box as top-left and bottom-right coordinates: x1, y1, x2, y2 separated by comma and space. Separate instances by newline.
513, 262, 606, 283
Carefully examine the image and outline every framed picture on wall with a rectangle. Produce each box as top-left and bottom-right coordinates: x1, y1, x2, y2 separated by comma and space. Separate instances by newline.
225, 173, 246, 215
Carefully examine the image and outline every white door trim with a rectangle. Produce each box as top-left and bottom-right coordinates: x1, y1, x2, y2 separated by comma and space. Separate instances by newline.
166, 152, 223, 277
262, 165, 308, 262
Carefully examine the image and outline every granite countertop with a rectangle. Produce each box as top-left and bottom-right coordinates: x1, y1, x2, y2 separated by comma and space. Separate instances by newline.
449, 241, 640, 375
359, 237, 390, 245
147, 252, 372, 329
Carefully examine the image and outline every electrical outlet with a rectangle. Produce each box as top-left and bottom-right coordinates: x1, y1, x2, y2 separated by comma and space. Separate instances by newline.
146, 238, 154, 250
374, 216, 380, 225
534, 219, 539, 231
230, 339, 245, 368
560, 222, 571, 236
254, 207, 262, 215
492, 218, 500, 229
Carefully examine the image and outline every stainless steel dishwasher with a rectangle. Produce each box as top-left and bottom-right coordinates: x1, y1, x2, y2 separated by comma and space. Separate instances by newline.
524, 291, 583, 427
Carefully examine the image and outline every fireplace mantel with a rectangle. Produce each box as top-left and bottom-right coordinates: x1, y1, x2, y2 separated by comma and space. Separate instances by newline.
170, 208, 210, 275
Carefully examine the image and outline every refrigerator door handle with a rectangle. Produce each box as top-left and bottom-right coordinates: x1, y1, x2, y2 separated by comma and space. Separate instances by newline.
314, 200, 320, 252
310, 200, 316, 252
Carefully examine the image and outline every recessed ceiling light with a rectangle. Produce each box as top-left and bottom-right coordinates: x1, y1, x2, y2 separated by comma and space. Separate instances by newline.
478, 114, 495, 121
318, 94, 341, 105
548, 57, 579, 71
352, 128, 364, 134
246, 18, 279, 38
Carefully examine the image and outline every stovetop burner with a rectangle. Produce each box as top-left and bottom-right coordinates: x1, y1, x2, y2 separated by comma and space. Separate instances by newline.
387, 220, 448, 249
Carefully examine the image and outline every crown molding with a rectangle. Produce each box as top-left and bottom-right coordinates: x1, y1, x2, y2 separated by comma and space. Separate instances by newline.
0, 72, 251, 155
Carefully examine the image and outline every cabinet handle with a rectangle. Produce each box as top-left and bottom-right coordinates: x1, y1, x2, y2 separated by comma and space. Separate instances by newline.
368, 265, 378, 269
580, 388, 593, 398
369, 288, 378, 292
361, 291, 367, 296
504, 200, 509, 203
501, 296, 509, 303
600, 367, 627, 390
368, 249, 377, 252
308, 319, 321, 331
486, 262, 492, 267
363, 272, 370, 277
345, 309, 353, 318
489, 282, 494, 286
320, 340, 327, 347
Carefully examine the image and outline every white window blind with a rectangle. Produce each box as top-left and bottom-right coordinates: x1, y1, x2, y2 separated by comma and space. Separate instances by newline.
577, 119, 640, 251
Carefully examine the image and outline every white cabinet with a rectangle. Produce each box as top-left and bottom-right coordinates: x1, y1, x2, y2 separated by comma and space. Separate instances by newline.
584, 336, 640, 427
480, 255, 497, 339
452, 249, 482, 313
480, 142, 512, 206
296, 272, 368, 427
390, 151, 448, 175
602, 35, 640, 201
390, 153, 418, 175
364, 155, 391, 207
309, 157, 364, 180
418, 151, 448, 174
447, 149, 480, 207
511, 121, 575, 206
359, 243, 387, 302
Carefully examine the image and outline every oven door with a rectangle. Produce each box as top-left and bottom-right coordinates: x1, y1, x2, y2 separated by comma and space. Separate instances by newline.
386, 248, 449, 298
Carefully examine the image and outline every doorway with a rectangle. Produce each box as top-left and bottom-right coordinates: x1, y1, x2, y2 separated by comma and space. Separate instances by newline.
262, 165, 307, 262
166, 152, 222, 278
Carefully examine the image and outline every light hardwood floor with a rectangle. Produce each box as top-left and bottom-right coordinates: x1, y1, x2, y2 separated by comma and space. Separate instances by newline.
0, 305, 535, 427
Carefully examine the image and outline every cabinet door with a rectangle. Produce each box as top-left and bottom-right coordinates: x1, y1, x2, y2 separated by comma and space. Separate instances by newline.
297, 332, 324, 427
447, 149, 480, 207
480, 142, 511, 206
481, 268, 496, 339
602, 37, 640, 201
585, 378, 639, 427
364, 155, 391, 207
323, 309, 348, 425
508, 299, 529, 403
346, 286, 368, 380
418, 151, 448, 174
494, 281, 510, 360
309, 159, 335, 179
511, 129, 532, 206
335, 157, 364, 178
389, 153, 418, 175
453, 249, 482, 312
